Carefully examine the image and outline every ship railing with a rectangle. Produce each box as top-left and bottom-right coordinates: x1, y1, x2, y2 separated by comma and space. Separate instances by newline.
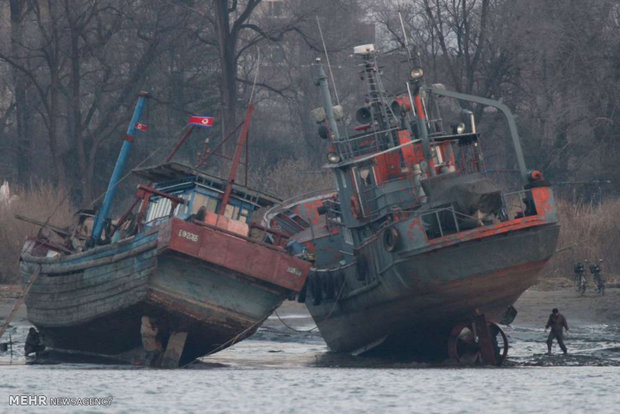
501, 189, 537, 220
419, 206, 461, 239
416, 188, 539, 241
419, 205, 508, 240
358, 176, 424, 219
262, 188, 336, 228
335, 127, 398, 159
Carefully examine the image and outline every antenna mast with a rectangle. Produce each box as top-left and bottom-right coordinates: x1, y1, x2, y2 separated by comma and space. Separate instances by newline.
316, 16, 341, 106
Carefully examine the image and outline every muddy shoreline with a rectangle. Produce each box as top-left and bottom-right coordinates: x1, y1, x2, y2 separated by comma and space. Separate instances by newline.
2, 281, 619, 368
2, 280, 619, 333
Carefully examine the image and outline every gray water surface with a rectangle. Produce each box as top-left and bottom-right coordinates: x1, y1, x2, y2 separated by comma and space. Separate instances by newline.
1, 314, 620, 413
2, 364, 620, 413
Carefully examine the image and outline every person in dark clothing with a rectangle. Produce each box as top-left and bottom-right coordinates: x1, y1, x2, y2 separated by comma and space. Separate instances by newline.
591, 259, 605, 295
186, 206, 207, 222
545, 308, 569, 355
574, 261, 584, 277
24, 327, 45, 357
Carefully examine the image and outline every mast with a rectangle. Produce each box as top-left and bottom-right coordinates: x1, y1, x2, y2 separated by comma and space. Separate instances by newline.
91, 92, 148, 243
218, 104, 255, 215
316, 63, 341, 142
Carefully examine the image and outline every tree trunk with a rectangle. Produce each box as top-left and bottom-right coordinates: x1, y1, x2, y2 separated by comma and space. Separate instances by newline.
10, 0, 32, 185
68, 20, 91, 203
214, 0, 239, 153
48, 66, 65, 185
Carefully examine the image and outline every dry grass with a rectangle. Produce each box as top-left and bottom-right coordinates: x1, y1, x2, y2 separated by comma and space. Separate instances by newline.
0, 183, 74, 283
544, 198, 620, 282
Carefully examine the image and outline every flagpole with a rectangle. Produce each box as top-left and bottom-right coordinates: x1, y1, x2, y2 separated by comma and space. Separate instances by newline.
91, 92, 149, 244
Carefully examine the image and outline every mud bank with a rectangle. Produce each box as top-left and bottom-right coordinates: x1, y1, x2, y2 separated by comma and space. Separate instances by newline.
514, 282, 620, 327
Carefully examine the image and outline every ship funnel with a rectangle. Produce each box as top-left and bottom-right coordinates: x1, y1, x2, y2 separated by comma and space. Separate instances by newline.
356, 107, 372, 124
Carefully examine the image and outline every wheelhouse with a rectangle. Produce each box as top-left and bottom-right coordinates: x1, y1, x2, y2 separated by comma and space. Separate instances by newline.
132, 162, 280, 226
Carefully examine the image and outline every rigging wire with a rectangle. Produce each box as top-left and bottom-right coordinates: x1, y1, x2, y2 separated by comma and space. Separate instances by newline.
248, 48, 261, 105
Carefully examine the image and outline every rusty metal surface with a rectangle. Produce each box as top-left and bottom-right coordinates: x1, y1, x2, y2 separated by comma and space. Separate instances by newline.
305, 221, 559, 355
164, 219, 309, 292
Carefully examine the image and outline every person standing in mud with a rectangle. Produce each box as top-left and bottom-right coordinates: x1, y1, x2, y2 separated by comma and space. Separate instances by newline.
24, 327, 45, 357
591, 259, 605, 295
140, 316, 163, 366
545, 308, 569, 355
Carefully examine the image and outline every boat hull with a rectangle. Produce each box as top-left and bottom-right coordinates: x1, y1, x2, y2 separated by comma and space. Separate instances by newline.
306, 222, 559, 357
21, 218, 309, 366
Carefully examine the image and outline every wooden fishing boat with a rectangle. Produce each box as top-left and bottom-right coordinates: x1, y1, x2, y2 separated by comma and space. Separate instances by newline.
20, 95, 310, 367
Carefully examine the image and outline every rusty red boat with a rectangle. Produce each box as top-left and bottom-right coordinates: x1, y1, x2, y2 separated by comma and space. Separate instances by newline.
266, 45, 559, 365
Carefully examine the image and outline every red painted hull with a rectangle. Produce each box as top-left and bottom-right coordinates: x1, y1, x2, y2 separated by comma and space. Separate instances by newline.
160, 218, 309, 293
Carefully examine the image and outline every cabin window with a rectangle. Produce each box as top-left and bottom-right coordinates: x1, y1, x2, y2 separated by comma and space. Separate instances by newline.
192, 193, 218, 213
146, 192, 188, 222
224, 204, 241, 220
146, 198, 170, 222
359, 167, 372, 186
239, 207, 251, 223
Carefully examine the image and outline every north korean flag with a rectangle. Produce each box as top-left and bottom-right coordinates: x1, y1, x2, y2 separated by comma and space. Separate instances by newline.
188, 116, 215, 127
135, 122, 148, 131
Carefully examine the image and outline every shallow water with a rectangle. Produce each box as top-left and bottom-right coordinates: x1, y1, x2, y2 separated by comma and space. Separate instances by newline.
1, 314, 620, 413
2, 363, 620, 413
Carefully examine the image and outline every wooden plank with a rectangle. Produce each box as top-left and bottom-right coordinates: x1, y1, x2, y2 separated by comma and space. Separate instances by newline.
0, 266, 41, 340
160, 331, 187, 368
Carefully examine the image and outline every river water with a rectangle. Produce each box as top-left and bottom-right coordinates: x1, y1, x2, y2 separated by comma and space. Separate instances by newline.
1, 313, 620, 413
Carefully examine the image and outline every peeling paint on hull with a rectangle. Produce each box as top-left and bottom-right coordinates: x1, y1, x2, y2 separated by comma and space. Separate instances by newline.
306, 223, 559, 357
21, 218, 309, 366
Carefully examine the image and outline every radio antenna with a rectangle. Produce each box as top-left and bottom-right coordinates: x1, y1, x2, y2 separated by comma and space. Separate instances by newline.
316, 16, 341, 106
399, 12, 413, 65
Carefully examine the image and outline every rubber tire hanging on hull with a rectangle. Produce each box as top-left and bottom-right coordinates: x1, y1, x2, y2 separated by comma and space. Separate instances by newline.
383, 227, 400, 252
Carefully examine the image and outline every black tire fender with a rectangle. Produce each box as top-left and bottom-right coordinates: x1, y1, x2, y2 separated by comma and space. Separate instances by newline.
383, 227, 400, 252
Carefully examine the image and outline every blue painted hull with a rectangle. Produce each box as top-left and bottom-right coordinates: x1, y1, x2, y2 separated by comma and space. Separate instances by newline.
20, 226, 291, 365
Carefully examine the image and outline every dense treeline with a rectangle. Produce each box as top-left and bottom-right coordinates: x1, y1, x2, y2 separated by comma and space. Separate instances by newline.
0, 0, 619, 202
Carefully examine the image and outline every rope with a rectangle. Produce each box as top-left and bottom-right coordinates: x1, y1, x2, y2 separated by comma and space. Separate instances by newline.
324, 275, 347, 320
273, 309, 317, 333
42, 187, 71, 226
148, 94, 198, 117
88, 144, 167, 207
182, 300, 284, 367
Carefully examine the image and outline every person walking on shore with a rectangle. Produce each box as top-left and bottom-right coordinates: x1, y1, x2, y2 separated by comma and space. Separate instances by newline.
545, 308, 569, 355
